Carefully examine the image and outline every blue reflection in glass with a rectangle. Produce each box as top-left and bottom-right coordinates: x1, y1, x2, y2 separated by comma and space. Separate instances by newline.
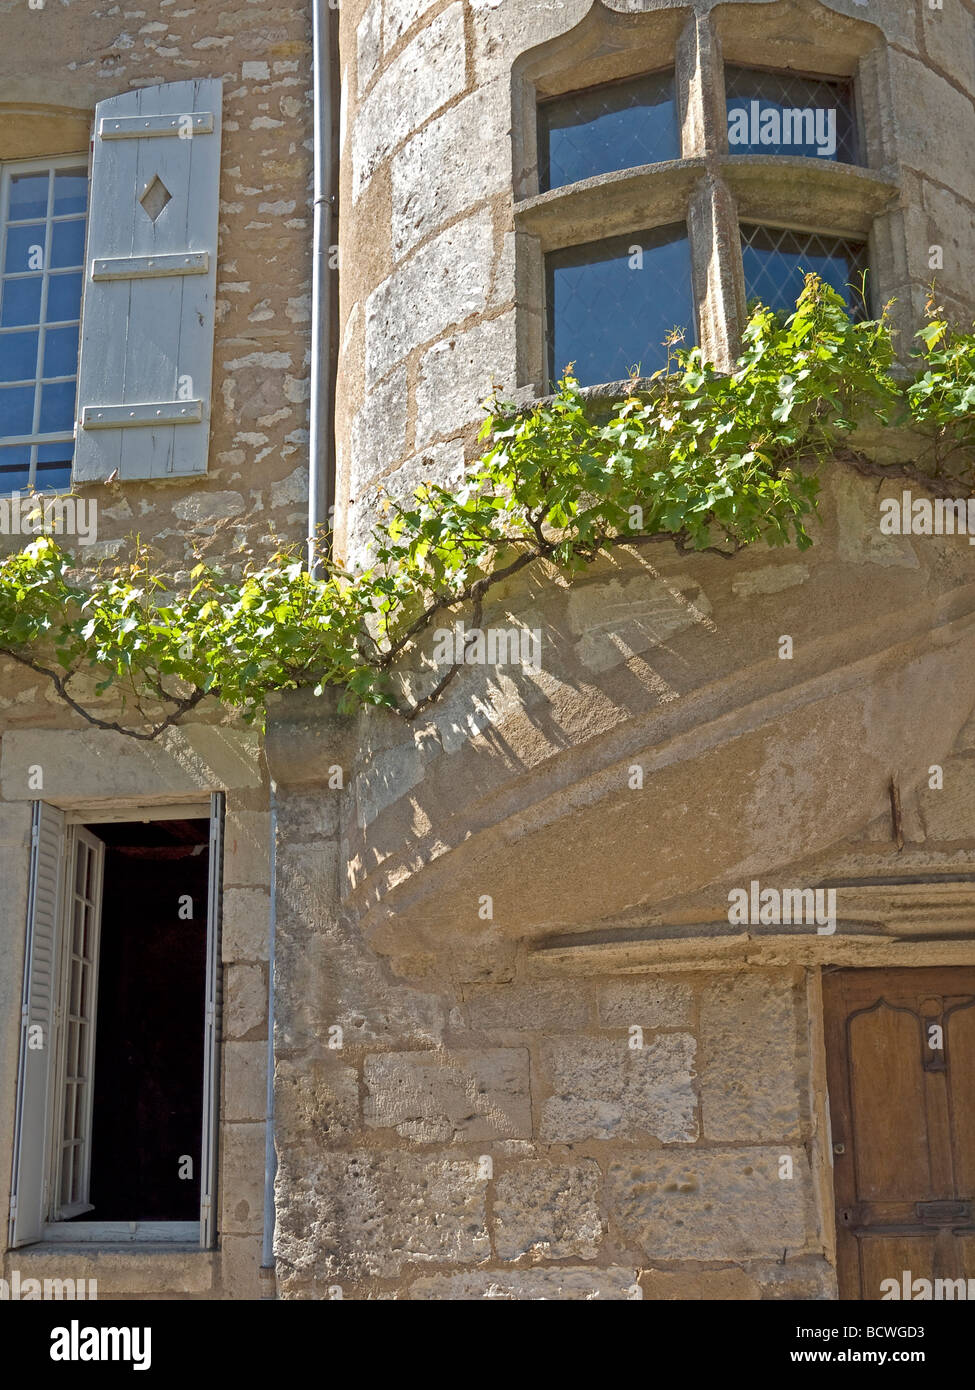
35, 444, 73, 491
0, 444, 31, 491
4, 224, 46, 274
538, 72, 679, 192
9, 173, 49, 221
547, 224, 695, 387
740, 225, 868, 319
725, 67, 858, 163
0, 276, 42, 327
40, 380, 76, 432
43, 325, 79, 379
0, 386, 35, 435
53, 169, 88, 216
51, 220, 86, 269
0, 331, 39, 382
46, 272, 83, 323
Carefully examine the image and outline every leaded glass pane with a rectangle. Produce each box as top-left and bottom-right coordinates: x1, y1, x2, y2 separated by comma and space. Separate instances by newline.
725, 66, 859, 163
546, 224, 695, 387
538, 71, 680, 192
740, 224, 869, 319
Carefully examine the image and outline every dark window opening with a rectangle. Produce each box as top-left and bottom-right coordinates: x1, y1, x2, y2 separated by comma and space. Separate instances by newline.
546, 223, 695, 387
80, 817, 210, 1223
725, 66, 859, 164
537, 71, 680, 193
740, 224, 869, 321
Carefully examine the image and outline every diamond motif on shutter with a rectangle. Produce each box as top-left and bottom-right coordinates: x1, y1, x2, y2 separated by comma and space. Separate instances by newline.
139, 175, 172, 223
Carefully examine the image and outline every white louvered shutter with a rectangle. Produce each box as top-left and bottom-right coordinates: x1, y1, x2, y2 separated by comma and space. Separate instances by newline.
9, 803, 65, 1247
73, 79, 222, 482
200, 791, 224, 1248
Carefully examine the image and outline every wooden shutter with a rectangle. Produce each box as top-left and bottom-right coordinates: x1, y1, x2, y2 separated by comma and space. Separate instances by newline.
200, 791, 224, 1248
50, 827, 105, 1221
824, 967, 975, 1299
73, 79, 222, 482
9, 803, 65, 1248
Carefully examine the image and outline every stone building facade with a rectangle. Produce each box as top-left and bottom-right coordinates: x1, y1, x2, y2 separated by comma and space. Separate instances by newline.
2, 0, 975, 1302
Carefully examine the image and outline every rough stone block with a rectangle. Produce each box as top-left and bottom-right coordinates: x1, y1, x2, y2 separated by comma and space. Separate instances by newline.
493, 1161, 602, 1261
219, 1121, 266, 1234
889, 51, 975, 206
641, 1267, 761, 1300
539, 1034, 698, 1142
224, 810, 271, 887
364, 1048, 531, 1141
350, 365, 408, 495
365, 210, 494, 386
219, 1233, 264, 1299
356, 0, 381, 96
922, 2, 975, 93
415, 311, 516, 446
274, 1055, 360, 1143
352, 5, 467, 201
384, 0, 441, 52
392, 81, 510, 258
274, 1152, 490, 1279
466, 980, 591, 1033
917, 754, 975, 840
567, 573, 713, 672
222, 887, 270, 962
222, 1041, 268, 1123
406, 1267, 638, 1300
699, 974, 801, 1142
597, 978, 692, 1029
224, 962, 267, 1040
607, 1148, 808, 1261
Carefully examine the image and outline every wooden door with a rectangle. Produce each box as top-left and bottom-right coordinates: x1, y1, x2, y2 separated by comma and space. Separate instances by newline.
823, 967, 975, 1299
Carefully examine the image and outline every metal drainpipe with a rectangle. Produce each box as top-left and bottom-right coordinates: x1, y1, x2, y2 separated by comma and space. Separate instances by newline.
261, 0, 336, 1296
307, 0, 337, 577
259, 788, 279, 1295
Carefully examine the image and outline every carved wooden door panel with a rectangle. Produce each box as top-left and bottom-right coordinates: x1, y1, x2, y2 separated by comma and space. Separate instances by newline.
823, 967, 975, 1299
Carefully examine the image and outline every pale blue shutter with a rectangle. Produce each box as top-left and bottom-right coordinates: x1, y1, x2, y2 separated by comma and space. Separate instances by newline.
73, 79, 222, 481
9, 803, 65, 1247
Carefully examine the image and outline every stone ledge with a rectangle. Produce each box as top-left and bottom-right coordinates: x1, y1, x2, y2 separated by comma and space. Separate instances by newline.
514, 159, 705, 250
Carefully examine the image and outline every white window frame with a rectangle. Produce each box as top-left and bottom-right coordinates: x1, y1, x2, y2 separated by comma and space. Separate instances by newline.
0, 153, 90, 492
9, 794, 224, 1249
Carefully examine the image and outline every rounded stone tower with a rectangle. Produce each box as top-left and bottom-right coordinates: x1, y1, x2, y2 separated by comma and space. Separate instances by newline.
336, 0, 975, 562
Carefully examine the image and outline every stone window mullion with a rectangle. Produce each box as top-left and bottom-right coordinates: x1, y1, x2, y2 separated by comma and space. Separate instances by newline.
677, 13, 745, 371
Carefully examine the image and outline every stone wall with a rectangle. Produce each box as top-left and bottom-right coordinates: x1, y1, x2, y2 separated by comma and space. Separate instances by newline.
0, 0, 314, 592
270, 780, 830, 1299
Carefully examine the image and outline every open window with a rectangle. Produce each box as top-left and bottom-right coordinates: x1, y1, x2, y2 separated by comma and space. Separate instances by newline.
9, 795, 223, 1248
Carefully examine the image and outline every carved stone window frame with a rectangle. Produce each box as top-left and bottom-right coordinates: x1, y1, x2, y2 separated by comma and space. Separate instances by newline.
511, 3, 904, 391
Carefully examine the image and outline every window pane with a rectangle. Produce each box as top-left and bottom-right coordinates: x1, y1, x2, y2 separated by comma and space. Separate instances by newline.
46, 272, 83, 324
43, 325, 78, 379
51, 219, 86, 270
740, 224, 869, 319
0, 443, 30, 490
725, 66, 859, 163
53, 169, 88, 216
3, 223, 46, 275
547, 224, 694, 387
36, 443, 73, 491
40, 379, 76, 433
0, 275, 42, 327
0, 384, 35, 435
9, 171, 49, 221
0, 330, 39, 383
538, 71, 680, 192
